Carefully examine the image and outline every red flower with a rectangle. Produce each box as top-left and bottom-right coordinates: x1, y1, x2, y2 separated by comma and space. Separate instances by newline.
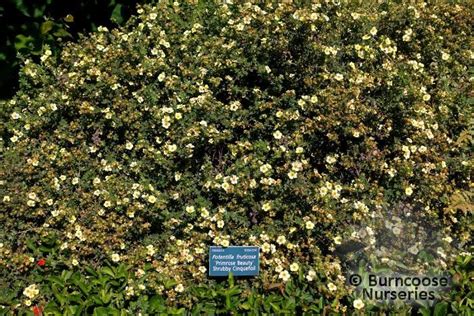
32, 305, 42, 316
37, 258, 46, 267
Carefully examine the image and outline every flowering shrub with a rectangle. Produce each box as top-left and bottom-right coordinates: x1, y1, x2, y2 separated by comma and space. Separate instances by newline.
1, 1, 472, 314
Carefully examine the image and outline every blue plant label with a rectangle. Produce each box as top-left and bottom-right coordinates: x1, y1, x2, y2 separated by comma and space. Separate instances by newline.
209, 246, 260, 277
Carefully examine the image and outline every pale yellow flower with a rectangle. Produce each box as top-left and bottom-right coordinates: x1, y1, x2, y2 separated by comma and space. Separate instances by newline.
354, 299, 365, 310
162, 116, 171, 129
262, 202, 272, 212
290, 262, 299, 272
276, 235, 286, 245
148, 195, 157, 203
261, 242, 271, 253
288, 171, 298, 179
111, 253, 120, 262
167, 144, 177, 152
328, 282, 337, 291
369, 27, 377, 36
260, 164, 272, 174
273, 130, 283, 139
279, 270, 291, 282
306, 270, 317, 281
23, 284, 39, 299
158, 72, 166, 82
326, 155, 337, 164
146, 245, 155, 256
175, 283, 184, 292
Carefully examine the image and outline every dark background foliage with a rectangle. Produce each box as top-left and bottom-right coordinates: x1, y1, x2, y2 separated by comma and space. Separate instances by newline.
0, 0, 152, 100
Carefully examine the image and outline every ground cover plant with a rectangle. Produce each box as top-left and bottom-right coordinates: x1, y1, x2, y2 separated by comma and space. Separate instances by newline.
1, 0, 473, 314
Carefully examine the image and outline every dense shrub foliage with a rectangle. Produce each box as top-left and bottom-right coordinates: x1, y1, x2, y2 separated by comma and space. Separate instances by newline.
0, 0, 148, 99
1, 1, 472, 314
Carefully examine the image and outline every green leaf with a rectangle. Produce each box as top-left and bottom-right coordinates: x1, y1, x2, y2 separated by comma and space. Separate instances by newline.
225, 294, 232, 310
33, 6, 46, 18
66, 295, 83, 305
13, 0, 31, 17
168, 308, 185, 315
164, 279, 178, 289
270, 302, 281, 313
85, 266, 98, 277
26, 239, 37, 252
434, 302, 448, 316
65, 305, 82, 315
72, 278, 90, 295
91, 295, 103, 305
93, 307, 120, 316
51, 284, 66, 306
48, 276, 65, 287
228, 272, 234, 287
240, 302, 251, 310
99, 289, 112, 304
419, 306, 432, 316
14, 34, 35, 52
53, 28, 72, 38
43, 304, 63, 316
110, 4, 124, 24
225, 287, 241, 297
39, 245, 54, 253
61, 270, 73, 281
115, 264, 129, 279
40, 21, 55, 35
149, 295, 165, 312
101, 267, 115, 278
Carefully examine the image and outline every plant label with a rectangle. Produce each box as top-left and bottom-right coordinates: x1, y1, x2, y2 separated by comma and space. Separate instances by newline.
209, 246, 260, 277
